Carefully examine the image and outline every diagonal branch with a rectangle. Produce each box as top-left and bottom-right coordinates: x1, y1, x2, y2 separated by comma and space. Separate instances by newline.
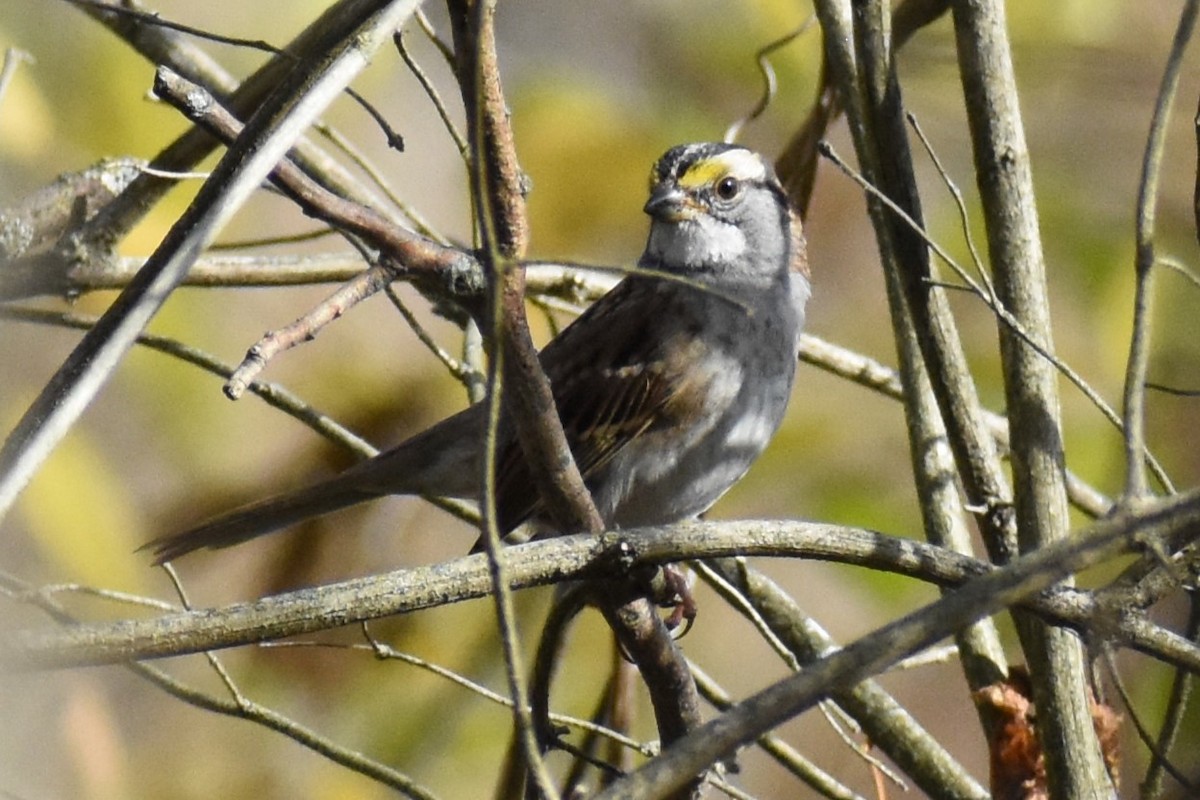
594, 494, 1200, 799
0, 0, 421, 524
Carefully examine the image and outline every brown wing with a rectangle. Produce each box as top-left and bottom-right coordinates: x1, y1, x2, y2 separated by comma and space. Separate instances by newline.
491, 278, 693, 532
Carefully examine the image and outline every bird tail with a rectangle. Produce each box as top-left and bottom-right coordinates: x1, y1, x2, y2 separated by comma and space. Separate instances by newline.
144, 404, 484, 564
143, 476, 380, 564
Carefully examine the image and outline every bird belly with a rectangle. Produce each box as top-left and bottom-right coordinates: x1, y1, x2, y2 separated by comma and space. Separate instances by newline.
601, 370, 793, 529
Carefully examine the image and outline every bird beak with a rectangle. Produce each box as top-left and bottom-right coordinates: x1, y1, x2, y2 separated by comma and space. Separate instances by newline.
644, 185, 696, 222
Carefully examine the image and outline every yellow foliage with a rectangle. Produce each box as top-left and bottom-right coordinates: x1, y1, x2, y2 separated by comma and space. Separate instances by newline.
17, 424, 147, 592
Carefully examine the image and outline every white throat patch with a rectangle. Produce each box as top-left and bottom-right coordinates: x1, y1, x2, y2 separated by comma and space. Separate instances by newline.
648, 213, 747, 268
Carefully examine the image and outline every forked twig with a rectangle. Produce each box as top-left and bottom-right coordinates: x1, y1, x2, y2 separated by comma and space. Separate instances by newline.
0, 0, 421, 526
1123, 0, 1199, 501
395, 29, 468, 157
224, 264, 393, 399
819, 139, 1174, 495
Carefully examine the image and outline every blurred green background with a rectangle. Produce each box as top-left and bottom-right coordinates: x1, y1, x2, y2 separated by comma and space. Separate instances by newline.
2, 1, 1198, 797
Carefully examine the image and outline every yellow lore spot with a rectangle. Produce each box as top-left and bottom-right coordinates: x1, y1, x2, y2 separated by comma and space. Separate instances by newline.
677, 150, 766, 190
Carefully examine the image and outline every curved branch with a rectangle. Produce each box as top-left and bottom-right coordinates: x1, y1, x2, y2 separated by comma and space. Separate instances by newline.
8, 498, 1200, 673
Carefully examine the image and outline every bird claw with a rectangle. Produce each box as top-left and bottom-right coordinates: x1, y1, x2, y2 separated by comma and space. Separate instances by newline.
658, 564, 697, 637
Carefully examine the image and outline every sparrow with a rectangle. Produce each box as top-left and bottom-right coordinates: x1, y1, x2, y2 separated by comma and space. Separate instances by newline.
147, 142, 810, 563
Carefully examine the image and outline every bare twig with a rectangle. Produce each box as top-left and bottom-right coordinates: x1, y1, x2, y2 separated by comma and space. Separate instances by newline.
1101, 647, 1195, 794
313, 123, 446, 240
69, 0, 407, 150
1123, 0, 1199, 502
0, 48, 33, 111
1142, 593, 1200, 798
262, 632, 651, 758
385, 284, 485, 389
775, 0, 950, 217
813, 0, 1018, 572
149, 65, 479, 396
394, 29, 468, 157
906, 112, 995, 301
723, 18, 815, 145
700, 558, 988, 799
688, 664, 864, 800
593, 495, 1200, 800
224, 264, 393, 399
70, 0, 402, 240
819, 140, 1171, 499
797, 334, 1114, 518
451, 2, 559, 794
1, 566, 440, 799
9, 506, 1200, 672
0, 304, 378, 457
0, 0, 422, 524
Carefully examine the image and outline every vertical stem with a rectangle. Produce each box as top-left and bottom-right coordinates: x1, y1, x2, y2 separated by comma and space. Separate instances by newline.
846, 0, 1008, 735
951, 0, 1111, 795
453, 0, 558, 795
1123, 0, 1198, 502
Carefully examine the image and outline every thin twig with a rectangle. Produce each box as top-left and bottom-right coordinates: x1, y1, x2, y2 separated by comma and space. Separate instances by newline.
385, 284, 485, 389
1142, 592, 1200, 798
67, 0, 279, 52
906, 111, 996, 301
414, 8, 455, 67
701, 557, 986, 799
693, 560, 800, 671
315, 122, 447, 241
817, 700, 909, 792
1146, 381, 1200, 397
689, 664, 864, 800
820, 140, 1175, 495
724, 18, 815, 144
1156, 254, 1200, 291
222, 262, 389, 399
394, 29, 469, 157
0, 0, 422, 525
70, 0, 408, 150
259, 633, 652, 756
3, 566, 439, 798
796, 333, 1113, 518
211, 227, 339, 250
13, 582, 179, 614
1124, 0, 1200, 501
0, 306, 375, 457
0, 48, 33, 111
1101, 647, 1195, 793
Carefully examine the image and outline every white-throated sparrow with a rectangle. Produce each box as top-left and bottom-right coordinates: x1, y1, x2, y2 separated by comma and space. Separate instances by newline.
148, 142, 811, 562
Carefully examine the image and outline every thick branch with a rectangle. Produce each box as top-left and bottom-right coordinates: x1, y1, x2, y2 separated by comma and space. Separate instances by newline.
7, 502, 1200, 673
594, 494, 1200, 799
952, 1, 1111, 793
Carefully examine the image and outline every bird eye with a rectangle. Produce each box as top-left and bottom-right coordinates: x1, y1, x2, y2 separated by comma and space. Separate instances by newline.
715, 176, 740, 200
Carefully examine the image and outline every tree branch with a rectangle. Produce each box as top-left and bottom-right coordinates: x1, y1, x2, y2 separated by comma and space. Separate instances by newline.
593, 494, 1200, 799
8, 503, 1200, 673
0, 0, 421, 524
952, 0, 1112, 793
